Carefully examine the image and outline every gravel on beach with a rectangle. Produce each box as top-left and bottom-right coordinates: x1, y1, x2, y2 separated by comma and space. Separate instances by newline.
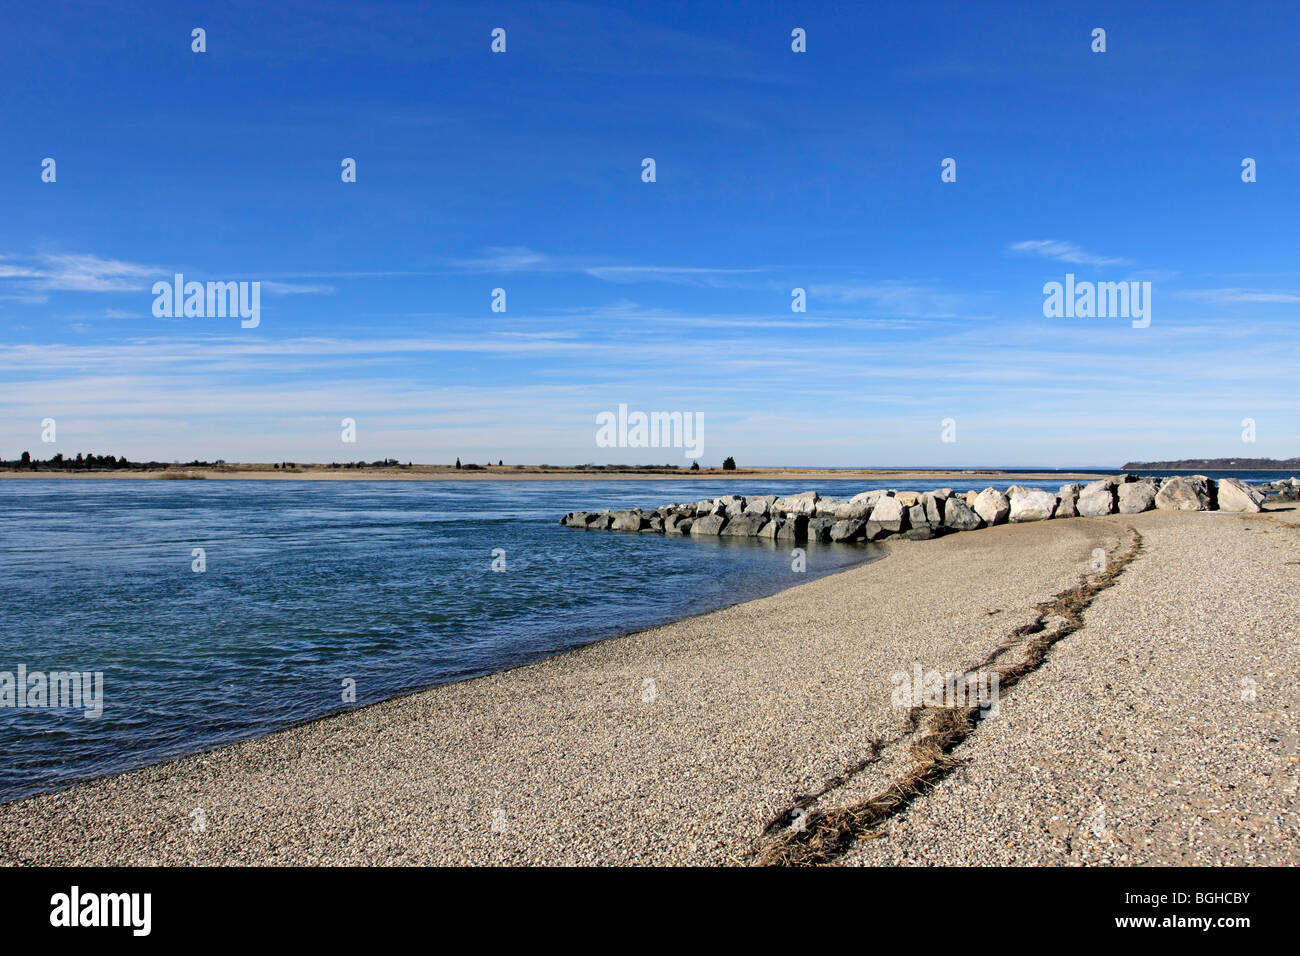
1, 507, 1295, 866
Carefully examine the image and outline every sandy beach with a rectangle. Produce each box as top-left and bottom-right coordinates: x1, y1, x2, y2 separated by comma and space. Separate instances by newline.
1, 505, 1295, 866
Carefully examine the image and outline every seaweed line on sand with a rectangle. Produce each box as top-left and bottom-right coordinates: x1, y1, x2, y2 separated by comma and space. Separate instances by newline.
753, 527, 1145, 867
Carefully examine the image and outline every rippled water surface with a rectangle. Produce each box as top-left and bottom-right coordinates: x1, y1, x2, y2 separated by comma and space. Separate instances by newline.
0, 478, 898, 802
7, 472, 1276, 802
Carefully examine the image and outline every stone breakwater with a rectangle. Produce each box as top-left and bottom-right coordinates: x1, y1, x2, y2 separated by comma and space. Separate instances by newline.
561, 475, 1295, 543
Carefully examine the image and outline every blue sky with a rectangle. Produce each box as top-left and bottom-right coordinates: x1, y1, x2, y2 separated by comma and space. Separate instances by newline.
2, 0, 1297, 467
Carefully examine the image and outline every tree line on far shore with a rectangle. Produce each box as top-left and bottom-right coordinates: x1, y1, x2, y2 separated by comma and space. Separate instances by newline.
4, 453, 741, 472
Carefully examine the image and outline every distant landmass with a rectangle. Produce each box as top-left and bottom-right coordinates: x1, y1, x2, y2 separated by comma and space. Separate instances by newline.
1122, 456, 1300, 470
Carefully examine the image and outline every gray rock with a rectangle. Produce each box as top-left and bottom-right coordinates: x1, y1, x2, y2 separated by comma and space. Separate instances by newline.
719, 513, 764, 536
1076, 480, 1116, 517
757, 518, 781, 539
921, 492, 943, 526
715, 494, 745, 515
587, 512, 614, 530
906, 504, 929, 532
1155, 475, 1211, 512
775, 514, 809, 541
1056, 484, 1081, 518
972, 488, 1010, 526
806, 517, 835, 543
1117, 479, 1158, 514
743, 498, 771, 518
814, 497, 846, 518
773, 491, 819, 516
864, 520, 894, 541
869, 495, 905, 532
830, 518, 866, 541
1217, 477, 1263, 513
943, 496, 982, 531
1009, 488, 1058, 522
664, 514, 692, 534
690, 514, 727, 535
838, 491, 880, 519
611, 510, 645, 532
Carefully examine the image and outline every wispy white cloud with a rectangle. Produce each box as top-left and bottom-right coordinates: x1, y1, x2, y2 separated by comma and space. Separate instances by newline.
440, 247, 767, 287
0, 253, 159, 292
445, 246, 554, 272
1176, 288, 1300, 304
0, 254, 334, 297
810, 280, 970, 318
1008, 240, 1129, 267
260, 281, 335, 295
583, 265, 765, 286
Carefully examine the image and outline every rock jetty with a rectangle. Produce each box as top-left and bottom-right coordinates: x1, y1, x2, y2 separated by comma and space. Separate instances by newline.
561, 475, 1289, 543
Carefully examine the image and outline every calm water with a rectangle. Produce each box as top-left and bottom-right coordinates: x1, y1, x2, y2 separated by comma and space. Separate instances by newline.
2, 478, 887, 803
0, 471, 1285, 803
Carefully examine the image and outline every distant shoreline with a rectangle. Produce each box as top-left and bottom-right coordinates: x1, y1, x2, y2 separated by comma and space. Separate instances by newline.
0, 466, 1111, 483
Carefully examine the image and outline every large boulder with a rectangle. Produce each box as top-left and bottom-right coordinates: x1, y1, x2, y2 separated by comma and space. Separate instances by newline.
943, 496, 982, 531
1009, 488, 1057, 522
1076, 479, 1116, 517
691, 514, 727, 535
868, 495, 905, 532
814, 497, 846, 518
905, 504, 936, 539
757, 518, 782, 539
774, 491, 819, 516
1057, 483, 1081, 518
611, 510, 646, 532
720, 513, 765, 536
839, 490, 884, 519
743, 497, 771, 518
775, 514, 809, 541
1154, 475, 1211, 511
806, 517, 834, 542
1217, 477, 1264, 513
920, 492, 943, 526
664, 514, 693, 534
972, 487, 1010, 526
895, 491, 920, 507
1117, 479, 1159, 514
830, 518, 866, 541
712, 494, 745, 516
561, 511, 593, 527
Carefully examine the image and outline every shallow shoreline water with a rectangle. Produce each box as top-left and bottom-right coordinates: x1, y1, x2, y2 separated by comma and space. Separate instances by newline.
4, 506, 1293, 865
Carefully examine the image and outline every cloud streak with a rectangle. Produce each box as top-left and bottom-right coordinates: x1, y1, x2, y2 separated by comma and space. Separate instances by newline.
1008, 240, 1129, 267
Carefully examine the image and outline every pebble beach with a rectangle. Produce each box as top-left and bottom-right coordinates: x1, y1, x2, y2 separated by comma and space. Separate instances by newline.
2, 498, 1295, 866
